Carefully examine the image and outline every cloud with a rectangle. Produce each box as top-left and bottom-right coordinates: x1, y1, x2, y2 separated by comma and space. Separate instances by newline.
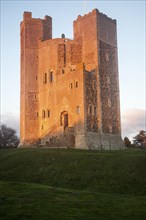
0, 113, 20, 136
121, 109, 145, 140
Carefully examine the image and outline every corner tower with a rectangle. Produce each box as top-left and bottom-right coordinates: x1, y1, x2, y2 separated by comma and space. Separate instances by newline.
20, 12, 52, 145
73, 9, 123, 149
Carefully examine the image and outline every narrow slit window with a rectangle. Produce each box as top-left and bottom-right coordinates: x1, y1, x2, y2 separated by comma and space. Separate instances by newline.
50, 71, 53, 82
89, 106, 92, 115
94, 107, 97, 116
42, 110, 45, 118
75, 81, 78, 88
62, 69, 65, 74
47, 110, 50, 118
44, 72, 47, 83
69, 82, 73, 89
76, 106, 80, 114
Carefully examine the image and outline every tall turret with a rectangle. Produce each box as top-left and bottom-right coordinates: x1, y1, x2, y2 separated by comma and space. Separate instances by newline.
20, 12, 52, 145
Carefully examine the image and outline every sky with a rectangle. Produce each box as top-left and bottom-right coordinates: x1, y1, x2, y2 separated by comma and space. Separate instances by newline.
0, 0, 145, 140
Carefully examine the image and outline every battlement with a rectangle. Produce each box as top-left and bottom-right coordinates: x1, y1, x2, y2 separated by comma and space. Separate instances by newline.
74, 8, 116, 24
23, 11, 52, 22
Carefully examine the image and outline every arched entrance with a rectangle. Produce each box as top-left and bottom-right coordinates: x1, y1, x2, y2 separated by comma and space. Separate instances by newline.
60, 111, 68, 132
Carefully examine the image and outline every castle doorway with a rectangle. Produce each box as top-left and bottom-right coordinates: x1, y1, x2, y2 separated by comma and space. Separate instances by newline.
61, 111, 68, 132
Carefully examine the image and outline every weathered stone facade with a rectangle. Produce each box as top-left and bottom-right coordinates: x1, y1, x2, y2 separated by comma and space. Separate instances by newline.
20, 9, 125, 149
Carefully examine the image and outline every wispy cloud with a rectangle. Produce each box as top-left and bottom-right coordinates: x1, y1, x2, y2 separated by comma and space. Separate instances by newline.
121, 109, 145, 140
0, 113, 20, 136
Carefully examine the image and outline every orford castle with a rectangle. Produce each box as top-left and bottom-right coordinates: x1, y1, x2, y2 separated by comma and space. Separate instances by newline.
20, 9, 124, 149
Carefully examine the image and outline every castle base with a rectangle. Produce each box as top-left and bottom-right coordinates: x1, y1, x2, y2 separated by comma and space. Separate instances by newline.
75, 132, 125, 150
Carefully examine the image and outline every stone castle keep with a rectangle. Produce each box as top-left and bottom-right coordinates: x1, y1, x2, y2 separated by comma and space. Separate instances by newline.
20, 9, 124, 149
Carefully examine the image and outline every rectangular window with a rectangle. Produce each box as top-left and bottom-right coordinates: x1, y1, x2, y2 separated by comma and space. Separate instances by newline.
47, 110, 50, 118
69, 82, 73, 89
76, 106, 80, 114
76, 81, 78, 88
50, 71, 53, 82
89, 106, 92, 115
94, 107, 97, 116
42, 110, 45, 118
44, 73, 47, 83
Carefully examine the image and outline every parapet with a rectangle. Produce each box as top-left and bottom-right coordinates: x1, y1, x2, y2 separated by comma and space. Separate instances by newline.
74, 8, 116, 24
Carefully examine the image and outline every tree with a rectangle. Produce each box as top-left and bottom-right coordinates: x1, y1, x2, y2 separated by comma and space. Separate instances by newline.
124, 137, 132, 148
132, 130, 146, 148
0, 124, 19, 148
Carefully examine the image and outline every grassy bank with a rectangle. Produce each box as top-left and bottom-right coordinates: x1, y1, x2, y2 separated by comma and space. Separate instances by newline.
0, 148, 146, 219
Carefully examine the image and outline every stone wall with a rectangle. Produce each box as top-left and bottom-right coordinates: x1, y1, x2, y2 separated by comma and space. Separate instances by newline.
99, 40, 120, 134
84, 69, 98, 132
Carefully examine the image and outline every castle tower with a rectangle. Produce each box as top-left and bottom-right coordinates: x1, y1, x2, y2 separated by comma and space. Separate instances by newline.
20, 12, 52, 145
20, 10, 124, 149
73, 9, 123, 149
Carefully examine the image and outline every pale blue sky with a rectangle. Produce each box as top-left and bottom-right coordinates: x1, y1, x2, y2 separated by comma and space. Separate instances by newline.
0, 0, 145, 139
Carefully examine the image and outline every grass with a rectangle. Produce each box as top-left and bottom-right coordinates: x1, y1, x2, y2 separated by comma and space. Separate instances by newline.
0, 148, 146, 219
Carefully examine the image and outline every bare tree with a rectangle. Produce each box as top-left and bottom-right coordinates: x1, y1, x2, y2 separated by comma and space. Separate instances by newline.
0, 124, 19, 148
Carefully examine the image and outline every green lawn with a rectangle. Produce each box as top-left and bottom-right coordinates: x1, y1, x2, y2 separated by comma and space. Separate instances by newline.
0, 148, 146, 219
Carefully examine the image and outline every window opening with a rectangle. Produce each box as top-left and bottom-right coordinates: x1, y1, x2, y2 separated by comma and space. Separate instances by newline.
76, 106, 80, 114
62, 69, 65, 74
75, 81, 78, 88
50, 71, 53, 82
69, 82, 73, 89
47, 110, 50, 118
89, 106, 92, 115
44, 72, 47, 83
42, 110, 45, 118
94, 107, 97, 116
